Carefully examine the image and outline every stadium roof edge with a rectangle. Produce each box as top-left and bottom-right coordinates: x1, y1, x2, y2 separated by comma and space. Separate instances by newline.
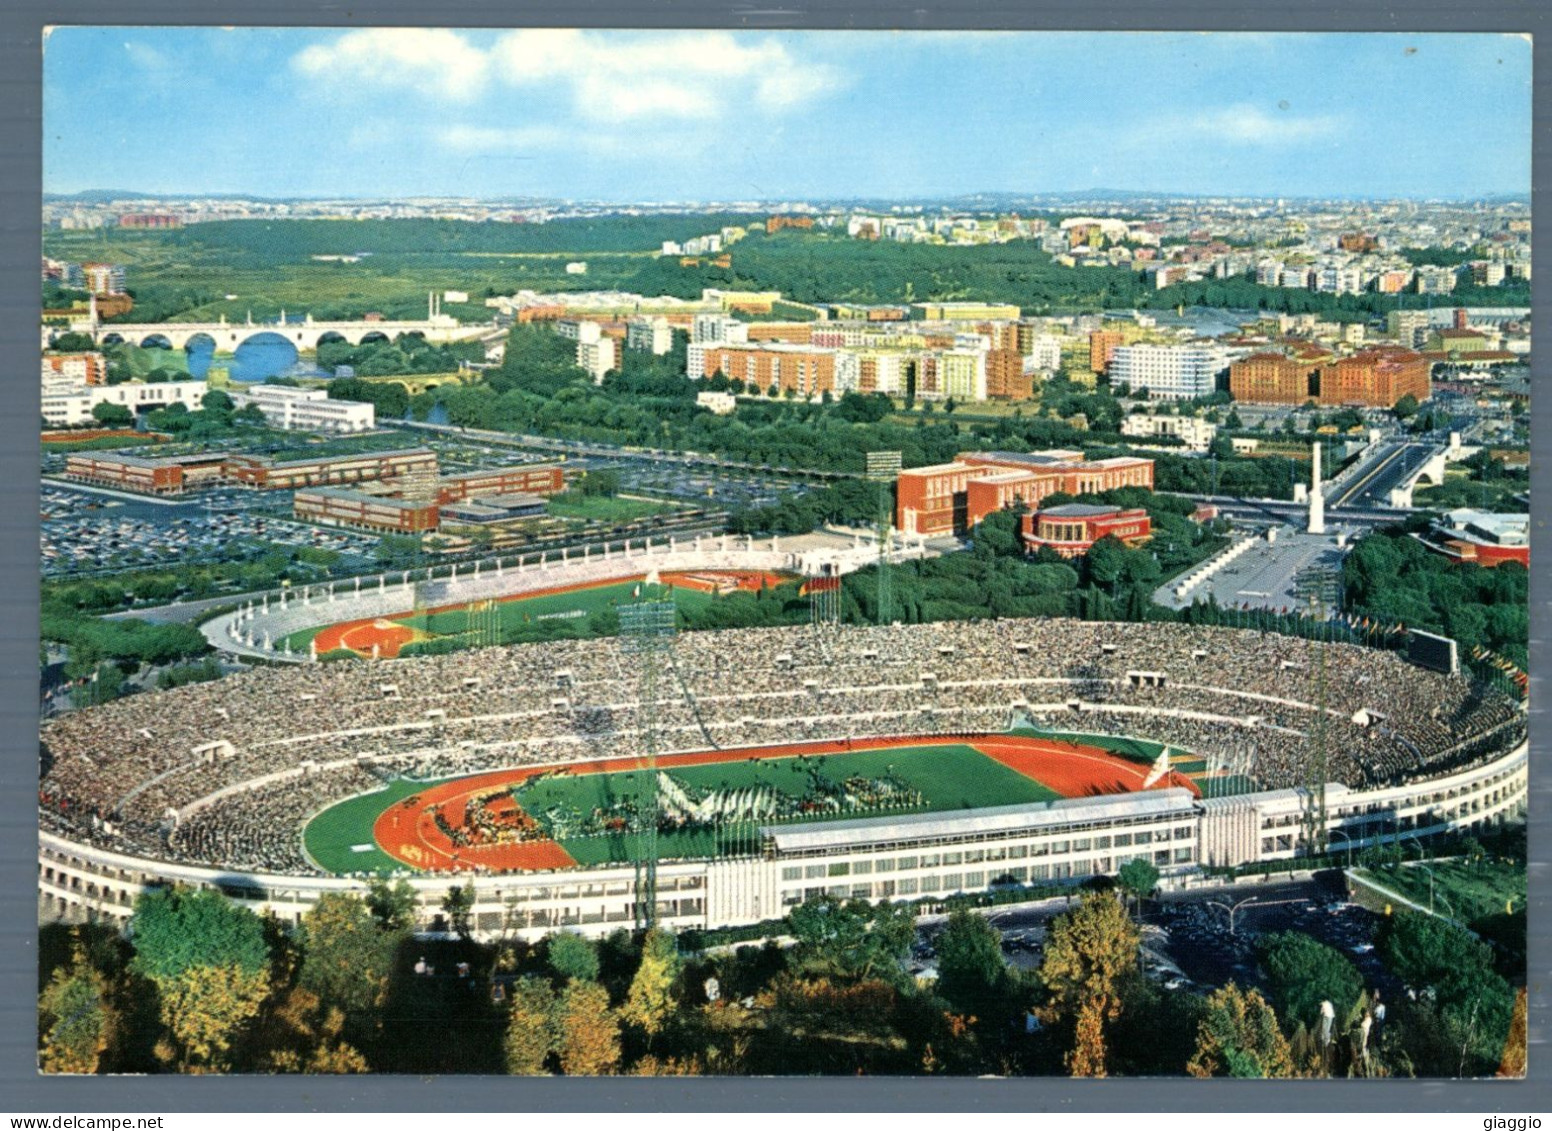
762, 787, 1197, 852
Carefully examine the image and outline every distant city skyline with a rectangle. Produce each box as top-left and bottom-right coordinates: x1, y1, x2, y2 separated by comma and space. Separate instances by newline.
45, 29, 1532, 203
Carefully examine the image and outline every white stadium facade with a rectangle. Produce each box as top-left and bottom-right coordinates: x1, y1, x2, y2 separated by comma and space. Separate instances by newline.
40, 544, 1527, 941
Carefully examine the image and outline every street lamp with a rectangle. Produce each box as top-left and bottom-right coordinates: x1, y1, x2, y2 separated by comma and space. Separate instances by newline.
1206, 895, 1260, 937
1328, 827, 1356, 869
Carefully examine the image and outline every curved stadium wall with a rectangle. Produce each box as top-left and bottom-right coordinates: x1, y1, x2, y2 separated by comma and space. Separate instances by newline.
39, 618, 1527, 940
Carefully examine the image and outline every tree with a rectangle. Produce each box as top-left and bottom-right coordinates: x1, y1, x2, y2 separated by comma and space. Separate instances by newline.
503, 976, 559, 1075
1115, 858, 1159, 921
1187, 983, 1297, 1079
1038, 892, 1140, 1077
91, 402, 134, 428
441, 882, 475, 940
200, 388, 235, 414
787, 896, 914, 983
620, 928, 681, 1040
581, 468, 621, 498
297, 893, 399, 1032
129, 887, 273, 1071
1256, 931, 1362, 1033
365, 878, 418, 933
547, 932, 601, 984
934, 909, 1013, 1026
251, 986, 370, 1075
153, 963, 274, 1071
1379, 913, 1514, 1074
1393, 394, 1420, 420
1497, 988, 1527, 1078
555, 980, 621, 1075
38, 942, 116, 1074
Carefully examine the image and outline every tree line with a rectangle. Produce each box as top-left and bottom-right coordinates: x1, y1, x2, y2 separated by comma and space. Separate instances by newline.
40, 872, 1520, 1078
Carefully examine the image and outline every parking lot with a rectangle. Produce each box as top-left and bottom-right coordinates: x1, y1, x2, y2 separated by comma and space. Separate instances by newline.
40, 484, 380, 579
430, 436, 806, 512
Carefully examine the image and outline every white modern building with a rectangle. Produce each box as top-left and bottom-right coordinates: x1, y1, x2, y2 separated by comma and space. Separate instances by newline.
627, 316, 673, 356
1120, 412, 1219, 451
692, 314, 749, 346
1108, 344, 1231, 400
575, 322, 618, 383
226, 384, 377, 433
41, 379, 208, 428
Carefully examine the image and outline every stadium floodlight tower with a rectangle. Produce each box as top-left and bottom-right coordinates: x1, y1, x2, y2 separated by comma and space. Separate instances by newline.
808, 560, 843, 654
619, 595, 677, 930
864, 451, 903, 627
1293, 564, 1343, 858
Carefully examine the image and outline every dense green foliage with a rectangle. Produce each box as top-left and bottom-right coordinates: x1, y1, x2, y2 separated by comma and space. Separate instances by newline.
1342, 528, 1529, 668
161, 216, 762, 259
128, 888, 270, 982
318, 332, 482, 378
1378, 913, 1515, 1076
1256, 932, 1363, 1032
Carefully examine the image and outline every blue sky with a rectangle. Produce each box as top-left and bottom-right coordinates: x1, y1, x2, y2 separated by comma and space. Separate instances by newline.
44, 29, 1532, 202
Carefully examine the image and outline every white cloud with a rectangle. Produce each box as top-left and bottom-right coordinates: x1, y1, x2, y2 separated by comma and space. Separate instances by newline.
1196, 104, 1345, 144
292, 29, 491, 102
436, 124, 568, 152
291, 29, 841, 119
1132, 102, 1346, 147
124, 41, 173, 73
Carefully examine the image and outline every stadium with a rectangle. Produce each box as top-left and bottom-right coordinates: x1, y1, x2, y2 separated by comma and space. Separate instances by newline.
41, 594, 1527, 939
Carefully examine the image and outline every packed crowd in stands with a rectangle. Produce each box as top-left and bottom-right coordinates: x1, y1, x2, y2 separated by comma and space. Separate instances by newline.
40, 618, 1525, 876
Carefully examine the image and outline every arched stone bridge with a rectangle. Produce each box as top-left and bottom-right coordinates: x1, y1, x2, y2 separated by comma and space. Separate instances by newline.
66, 314, 497, 353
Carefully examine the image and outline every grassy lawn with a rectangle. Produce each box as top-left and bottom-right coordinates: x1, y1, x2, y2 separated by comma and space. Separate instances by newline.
408, 578, 715, 635
521, 743, 1062, 865
545, 492, 679, 523
302, 742, 1063, 874
1369, 857, 1526, 923
279, 577, 722, 653
40, 433, 163, 453
302, 777, 423, 874
42, 231, 654, 322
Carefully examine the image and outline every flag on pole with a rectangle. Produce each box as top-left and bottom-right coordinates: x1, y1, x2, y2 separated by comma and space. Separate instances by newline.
1142, 747, 1172, 789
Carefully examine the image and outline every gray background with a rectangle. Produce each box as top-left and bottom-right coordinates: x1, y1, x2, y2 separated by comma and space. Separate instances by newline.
0, 0, 1546, 1111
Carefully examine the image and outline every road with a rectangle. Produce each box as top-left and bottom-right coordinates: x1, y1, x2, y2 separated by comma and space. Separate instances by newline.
1183, 494, 1405, 528
1327, 442, 1442, 508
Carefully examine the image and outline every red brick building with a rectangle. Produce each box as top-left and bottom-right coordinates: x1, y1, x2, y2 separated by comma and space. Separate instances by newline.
63, 452, 226, 496
895, 450, 1155, 537
1315, 347, 1431, 408
293, 488, 441, 534
1230, 345, 1427, 408
744, 322, 816, 345
1228, 350, 1324, 404
1089, 330, 1124, 374
437, 464, 565, 505
985, 349, 1034, 400
698, 345, 837, 397
222, 448, 439, 490
1021, 503, 1152, 557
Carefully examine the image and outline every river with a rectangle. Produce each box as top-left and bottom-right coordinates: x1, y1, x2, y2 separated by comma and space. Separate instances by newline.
182, 333, 331, 382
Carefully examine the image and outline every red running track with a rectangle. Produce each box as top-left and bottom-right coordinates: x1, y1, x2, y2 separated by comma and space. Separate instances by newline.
369, 733, 1192, 874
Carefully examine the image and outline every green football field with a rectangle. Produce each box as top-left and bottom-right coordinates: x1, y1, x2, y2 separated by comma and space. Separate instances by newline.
403, 578, 719, 637
301, 741, 1064, 874
280, 577, 759, 654
303, 778, 423, 874
517, 743, 1061, 866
